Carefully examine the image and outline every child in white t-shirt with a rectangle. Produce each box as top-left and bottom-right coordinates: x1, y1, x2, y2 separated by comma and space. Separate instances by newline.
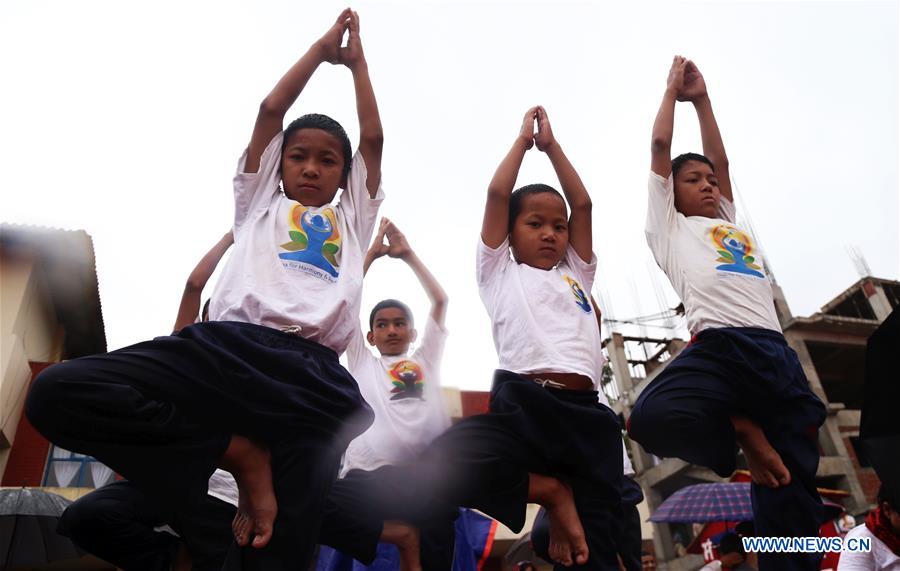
56, 231, 238, 571
627, 57, 826, 571
27, 10, 383, 570
470, 106, 623, 569
379, 107, 624, 571
344, 218, 451, 473
318, 218, 456, 571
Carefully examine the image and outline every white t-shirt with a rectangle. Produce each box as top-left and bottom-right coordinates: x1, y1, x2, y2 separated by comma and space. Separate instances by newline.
209, 132, 384, 355
340, 317, 451, 475
206, 469, 238, 507
645, 172, 781, 335
838, 524, 900, 570
476, 238, 605, 389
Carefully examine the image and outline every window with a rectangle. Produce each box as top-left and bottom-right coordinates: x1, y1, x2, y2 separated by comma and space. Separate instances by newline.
42, 445, 114, 488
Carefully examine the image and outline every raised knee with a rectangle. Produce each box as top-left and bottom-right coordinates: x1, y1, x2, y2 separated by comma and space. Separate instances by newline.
626, 398, 663, 444
25, 363, 71, 436
57, 494, 115, 540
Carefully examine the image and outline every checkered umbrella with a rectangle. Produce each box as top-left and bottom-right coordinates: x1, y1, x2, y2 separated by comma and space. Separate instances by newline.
650, 483, 754, 523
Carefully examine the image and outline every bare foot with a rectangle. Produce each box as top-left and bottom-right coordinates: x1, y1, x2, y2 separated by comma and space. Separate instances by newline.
529, 473, 588, 567
732, 416, 791, 488
381, 520, 422, 571
219, 435, 278, 548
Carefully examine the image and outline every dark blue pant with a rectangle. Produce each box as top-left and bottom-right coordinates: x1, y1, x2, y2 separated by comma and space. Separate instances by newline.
628, 327, 826, 571
26, 321, 373, 571
532, 476, 644, 571
319, 467, 458, 571
386, 371, 624, 571
57, 481, 235, 571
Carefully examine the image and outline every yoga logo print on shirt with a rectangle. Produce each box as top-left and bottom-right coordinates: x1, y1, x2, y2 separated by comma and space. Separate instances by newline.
279, 204, 342, 281
387, 360, 425, 401
564, 275, 592, 313
709, 224, 765, 278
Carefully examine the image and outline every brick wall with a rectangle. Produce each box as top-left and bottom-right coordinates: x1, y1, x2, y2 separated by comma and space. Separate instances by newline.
842, 434, 881, 504
460, 391, 490, 418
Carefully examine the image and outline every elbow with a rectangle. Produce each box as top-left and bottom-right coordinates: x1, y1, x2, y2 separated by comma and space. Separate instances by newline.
258, 97, 285, 119
184, 279, 204, 293
360, 130, 384, 150
651, 137, 671, 155
570, 196, 592, 216
486, 186, 510, 202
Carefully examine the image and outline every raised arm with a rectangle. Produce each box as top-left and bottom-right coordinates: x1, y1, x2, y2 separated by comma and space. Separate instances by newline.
650, 56, 688, 178
534, 106, 592, 263
173, 231, 234, 331
482, 107, 538, 248
244, 9, 352, 174
387, 220, 448, 326
340, 10, 383, 197
367, 218, 448, 325
363, 217, 390, 275
679, 61, 733, 203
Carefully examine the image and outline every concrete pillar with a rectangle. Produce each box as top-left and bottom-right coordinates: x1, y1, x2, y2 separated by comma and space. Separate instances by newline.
771, 282, 794, 327
784, 333, 869, 513
640, 484, 676, 563
608, 333, 634, 397
866, 280, 893, 321
784, 332, 829, 405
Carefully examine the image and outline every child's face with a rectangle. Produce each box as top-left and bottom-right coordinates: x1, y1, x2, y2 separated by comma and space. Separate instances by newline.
509, 193, 569, 270
673, 160, 721, 218
367, 307, 416, 356
281, 128, 346, 207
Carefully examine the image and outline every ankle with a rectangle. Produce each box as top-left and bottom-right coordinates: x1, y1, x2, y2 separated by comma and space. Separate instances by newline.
731, 416, 756, 440
218, 435, 269, 476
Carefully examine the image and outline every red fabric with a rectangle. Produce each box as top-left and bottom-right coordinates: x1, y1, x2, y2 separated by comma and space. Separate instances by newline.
866, 506, 900, 556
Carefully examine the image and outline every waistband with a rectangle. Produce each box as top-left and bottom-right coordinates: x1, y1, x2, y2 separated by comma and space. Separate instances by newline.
183, 321, 339, 361
690, 326, 786, 346
493, 369, 602, 406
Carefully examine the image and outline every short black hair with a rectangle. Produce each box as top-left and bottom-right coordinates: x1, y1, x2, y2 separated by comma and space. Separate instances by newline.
369, 299, 414, 331
672, 152, 715, 178
508, 183, 566, 233
718, 532, 744, 556
283, 113, 353, 179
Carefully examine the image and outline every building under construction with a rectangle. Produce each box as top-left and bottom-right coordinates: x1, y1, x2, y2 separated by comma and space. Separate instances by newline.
602, 276, 899, 570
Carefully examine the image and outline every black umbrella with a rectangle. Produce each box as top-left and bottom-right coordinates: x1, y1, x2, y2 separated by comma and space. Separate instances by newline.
860, 307, 900, 501
0, 488, 83, 569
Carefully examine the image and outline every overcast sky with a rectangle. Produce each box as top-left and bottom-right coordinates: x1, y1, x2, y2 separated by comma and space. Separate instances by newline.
2, 0, 897, 391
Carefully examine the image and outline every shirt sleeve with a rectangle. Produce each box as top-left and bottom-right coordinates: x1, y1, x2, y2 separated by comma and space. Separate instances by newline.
337, 151, 385, 252
476, 236, 511, 288
645, 171, 678, 235
344, 325, 369, 368
645, 171, 678, 269
836, 527, 877, 571
233, 132, 284, 232
563, 244, 598, 293
718, 195, 737, 223
412, 316, 448, 374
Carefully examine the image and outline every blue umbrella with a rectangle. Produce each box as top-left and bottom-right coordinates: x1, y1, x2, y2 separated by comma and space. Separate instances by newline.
650, 483, 754, 523
650, 483, 844, 524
